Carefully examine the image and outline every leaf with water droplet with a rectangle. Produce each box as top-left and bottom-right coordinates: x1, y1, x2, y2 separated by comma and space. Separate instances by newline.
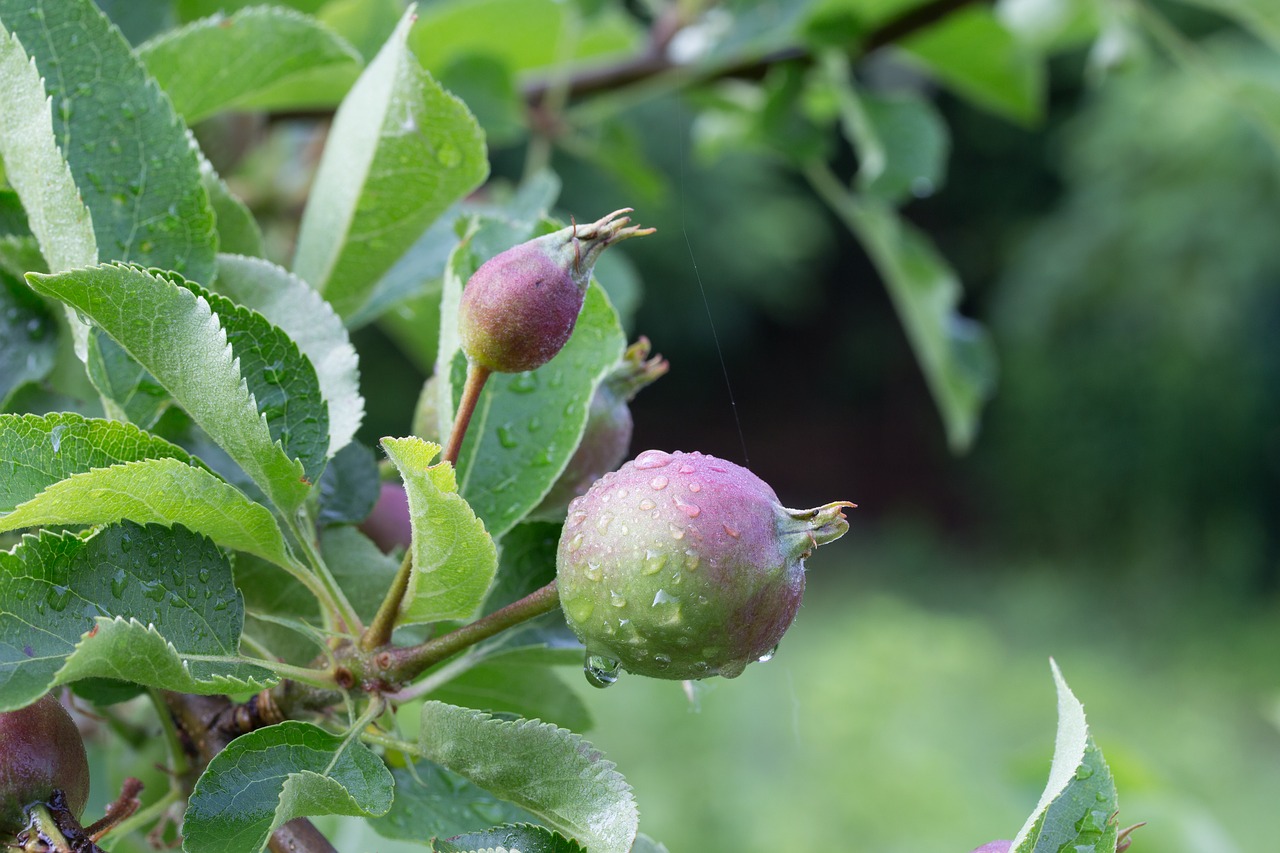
1009, 660, 1119, 853
184, 721, 392, 853
0, 521, 272, 711
293, 7, 487, 319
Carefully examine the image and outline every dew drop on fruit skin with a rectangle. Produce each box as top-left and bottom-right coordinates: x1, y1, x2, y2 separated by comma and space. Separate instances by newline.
584, 653, 622, 688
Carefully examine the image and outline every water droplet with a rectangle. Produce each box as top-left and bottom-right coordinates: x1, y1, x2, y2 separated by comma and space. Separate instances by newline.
527, 416, 542, 432
596, 512, 613, 534
610, 591, 628, 608
683, 549, 700, 571
110, 571, 128, 599
757, 643, 779, 663
642, 549, 667, 575
718, 658, 748, 678
568, 509, 587, 528
633, 450, 672, 470
674, 498, 701, 518
638, 498, 656, 511
668, 522, 685, 541
119, 533, 132, 553
652, 588, 677, 606
197, 567, 210, 583
678, 464, 695, 475
49, 424, 66, 453
649, 475, 668, 490
436, 142, 462, 168
584, 562, 603, 582
584, 654, 621, 688
565, 596, 594, 622
653, 654, 672, 670
496, 424, 519, 448
688, 482, 701, 492
46, 585, 72, 612
722, 523, 740, 538
1075, 764, 1095, 780
142, 580, 166, 602
147, 552, 160, 568
567, 533, 584, 552
508, 372, 538, 393
616, 488, 629, 499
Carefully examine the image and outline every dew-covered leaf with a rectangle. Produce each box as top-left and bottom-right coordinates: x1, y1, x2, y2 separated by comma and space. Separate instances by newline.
0, 269, 56, 406
0, 521, 272, 711
416, 701, 637, 853
27, 264, 311, 511
436, 235, 626, 539
630, 834, 671, 853
381, 436, 496, 625
183, 721, 393, 853
0, 0, 216, 279
435, 823, 585, 853
0, 412, 192, 510
186, 279, 330, 483
1010, 660, 1119, 853
370, 761, 535, 844
293, 6, 488, 319
139, 6, 362, 124
214, 254, 364, 458
0, 456, 292, 567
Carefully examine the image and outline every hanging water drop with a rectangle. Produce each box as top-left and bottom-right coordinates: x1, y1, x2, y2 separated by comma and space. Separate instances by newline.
757, 642, 779, 663
584, 654, 621, 688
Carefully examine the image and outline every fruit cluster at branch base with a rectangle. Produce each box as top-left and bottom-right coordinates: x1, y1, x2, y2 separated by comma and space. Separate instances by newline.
556, 449, 853, 684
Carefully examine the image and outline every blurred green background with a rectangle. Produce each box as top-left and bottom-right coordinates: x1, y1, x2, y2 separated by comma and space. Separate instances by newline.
91, 0, 1280, 849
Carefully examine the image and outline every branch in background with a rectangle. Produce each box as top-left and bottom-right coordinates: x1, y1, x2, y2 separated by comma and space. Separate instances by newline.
522, 0, 987, 105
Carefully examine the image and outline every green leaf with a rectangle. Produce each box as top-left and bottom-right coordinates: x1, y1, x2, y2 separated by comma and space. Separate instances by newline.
416, 701, 637, 853
293, 6, 488, 319
380, 436, 497, 625
0, 270, 57, 406
0, 412, 192, 511
0, 456, 292, 567
833, 77, 950, 204
435, 824, 586, 853
214, 254, 364, 458
183, 721, 394, 853
27, 264, 312, 511
235, 553, 325, 665
901, 6, 1045, 125
139, 6, 362, 124
426, 647, 592, 732
319, 524, 402, 624
188, 280, 330, 483
370, 761, 535, 844
0, 0, 217, 280
409, 0, 642, 75
823, 195, 995, 452
0, 521, 273, 711
1010, 660, 1119, 853
202, 162, 265, 258
318, 0, 403, 62
453, 283, 626, 540
0, 21, 97, 272
316, 441, 381, 528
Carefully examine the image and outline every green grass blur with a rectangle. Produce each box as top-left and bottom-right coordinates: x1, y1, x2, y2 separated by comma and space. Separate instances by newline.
574, 535, 1280, 853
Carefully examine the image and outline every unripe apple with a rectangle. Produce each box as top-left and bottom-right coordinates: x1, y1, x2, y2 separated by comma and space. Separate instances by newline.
0, 694, 90, 835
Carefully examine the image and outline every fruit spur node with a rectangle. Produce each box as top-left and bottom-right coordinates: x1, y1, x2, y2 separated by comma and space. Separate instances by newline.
556, 449, 853, 684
